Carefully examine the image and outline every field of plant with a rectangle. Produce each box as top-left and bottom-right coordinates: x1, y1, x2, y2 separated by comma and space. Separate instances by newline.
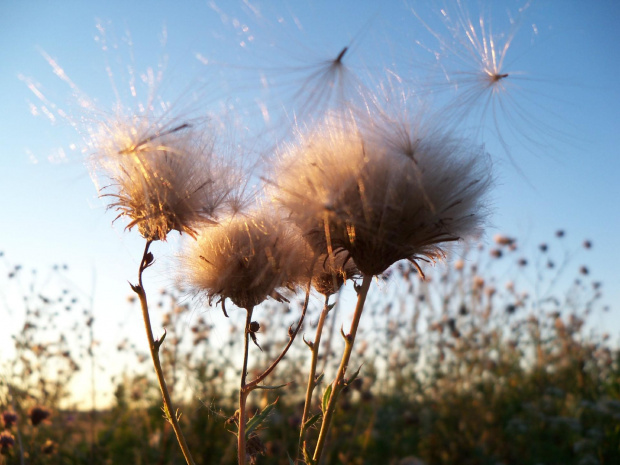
1, 231, 617, 464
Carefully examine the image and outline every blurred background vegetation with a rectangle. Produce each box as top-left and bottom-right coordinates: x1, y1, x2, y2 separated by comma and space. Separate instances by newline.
1, 230, 618, 465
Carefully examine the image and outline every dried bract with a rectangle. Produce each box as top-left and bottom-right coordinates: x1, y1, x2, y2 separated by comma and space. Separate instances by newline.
312, 253, 360, 297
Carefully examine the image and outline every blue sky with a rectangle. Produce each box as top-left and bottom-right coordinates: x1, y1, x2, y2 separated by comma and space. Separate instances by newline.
1, 1, 619, 405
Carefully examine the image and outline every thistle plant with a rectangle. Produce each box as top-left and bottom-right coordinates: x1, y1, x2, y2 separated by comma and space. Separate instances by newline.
90, 115, 244, 465
271, 108, 492, 462
179, 209, 313, 464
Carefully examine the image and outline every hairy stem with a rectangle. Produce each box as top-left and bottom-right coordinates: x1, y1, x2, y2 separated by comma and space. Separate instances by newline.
134, 241, 196, 465
238, 307, 254, 465
298, 295, 331, 459
312, 274, 372, 464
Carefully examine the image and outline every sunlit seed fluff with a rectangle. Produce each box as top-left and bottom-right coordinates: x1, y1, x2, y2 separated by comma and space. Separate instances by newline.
92, 117, 238, 241
179, 209, 311, 310
272, 112, 492, 277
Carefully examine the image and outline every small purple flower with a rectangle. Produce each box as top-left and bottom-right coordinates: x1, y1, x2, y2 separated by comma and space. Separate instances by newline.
1, 412, 17, 429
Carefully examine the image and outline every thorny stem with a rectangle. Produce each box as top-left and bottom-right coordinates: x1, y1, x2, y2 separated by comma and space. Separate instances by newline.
297, 295, 331, 460
237, 307, 254, 465
312, 274, 372, 465
134, 240, 196, 465
237, 276, 314, 465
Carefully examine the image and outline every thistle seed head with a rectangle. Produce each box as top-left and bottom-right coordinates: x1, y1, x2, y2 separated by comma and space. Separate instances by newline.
179, 208, 311, 309
272, 110, 491, 276
92, 117, 241, 241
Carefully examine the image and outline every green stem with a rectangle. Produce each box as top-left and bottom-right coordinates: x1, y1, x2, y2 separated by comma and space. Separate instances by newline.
312, 274, 372, 464
237, 307, 254, 465
135, 241, 196, 465
298, 295, 331, 459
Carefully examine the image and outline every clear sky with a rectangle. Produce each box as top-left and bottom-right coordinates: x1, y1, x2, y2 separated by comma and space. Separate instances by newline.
1, 1, 619, 406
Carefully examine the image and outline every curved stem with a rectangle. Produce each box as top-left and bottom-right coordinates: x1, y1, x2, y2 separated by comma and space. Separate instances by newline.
237, 307, 254, 465
134, 241, 196, 465
312, 274, 372, 464
298, 295, 331, 459
246, 278, 312, 390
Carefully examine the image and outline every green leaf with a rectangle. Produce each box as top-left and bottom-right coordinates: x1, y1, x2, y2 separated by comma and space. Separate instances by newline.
322, 384, 332, 414
245, 398, 278, 439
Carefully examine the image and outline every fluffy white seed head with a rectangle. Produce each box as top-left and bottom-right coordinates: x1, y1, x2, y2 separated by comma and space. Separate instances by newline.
272, 111, 492, 276
179, 209, 312, 310
91, 116, 240, 241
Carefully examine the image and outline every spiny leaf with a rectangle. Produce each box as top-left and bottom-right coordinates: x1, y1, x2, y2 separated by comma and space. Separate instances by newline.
301, 413, 321, 434
345, 364, 363, 386
322, 384, 332, 414
245, 398, 278, 439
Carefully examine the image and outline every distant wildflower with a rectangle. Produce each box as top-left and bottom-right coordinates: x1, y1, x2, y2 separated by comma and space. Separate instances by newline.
583, 240, 592, 249
41, 439, 56, 455
0, 431, 14, 455
179, 208, 311, 310
29, 406, 51, 426
539, 243, 548, 252
91, 117, 240, 241
494, 234, 515, 247
1, 412, 17, 429
272, 111, 491, 277
473, 276, 485, 290
556, 229, 565, 238
490, 248, 502, 258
